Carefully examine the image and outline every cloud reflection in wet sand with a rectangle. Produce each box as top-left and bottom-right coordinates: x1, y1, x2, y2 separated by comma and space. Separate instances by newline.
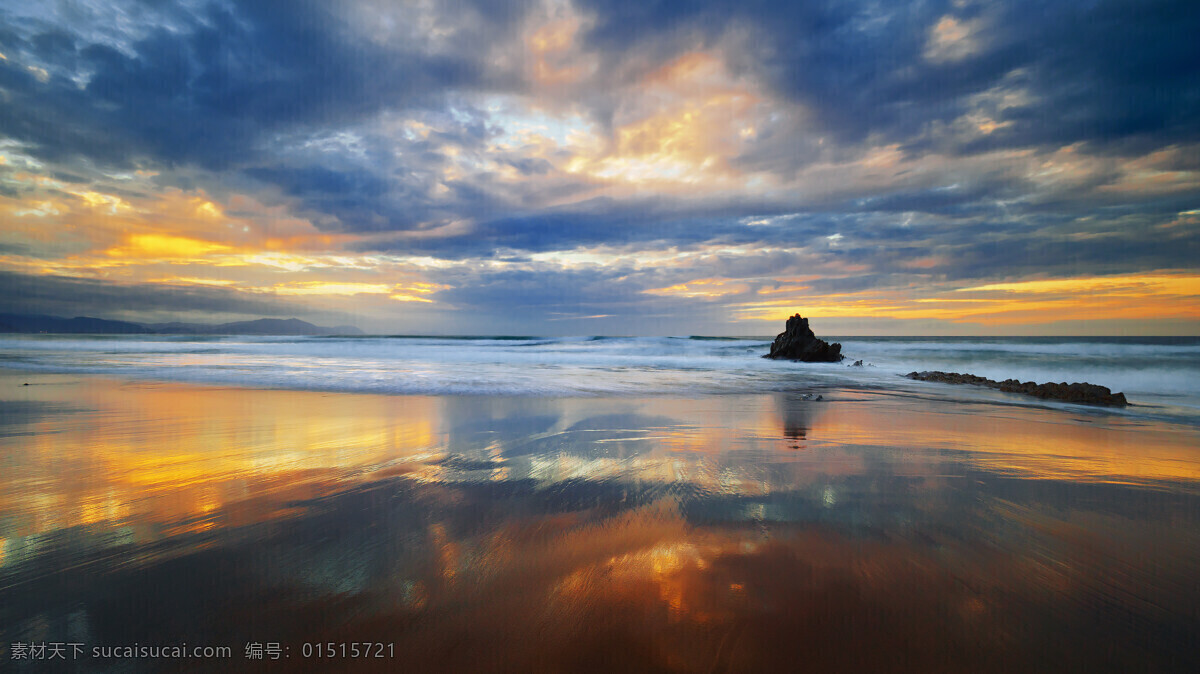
2, 373, 1199, 671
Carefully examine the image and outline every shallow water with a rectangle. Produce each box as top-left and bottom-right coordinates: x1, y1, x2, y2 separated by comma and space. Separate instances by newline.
2, 335, 1198, 420
2, 370, 1199, 671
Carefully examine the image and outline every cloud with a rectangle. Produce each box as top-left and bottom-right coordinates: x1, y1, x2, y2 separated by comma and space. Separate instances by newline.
0, 0, 1197, 333
580, 0, 1200, 156
0, 0, 530, 170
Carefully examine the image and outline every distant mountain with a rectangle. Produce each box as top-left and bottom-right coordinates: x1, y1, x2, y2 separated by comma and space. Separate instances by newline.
147, 318, 364, 336
0, 313, 154, 334
0, 314, 362, 336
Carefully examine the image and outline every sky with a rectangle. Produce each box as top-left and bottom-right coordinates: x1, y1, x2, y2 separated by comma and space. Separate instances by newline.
0, 0, 1197, 336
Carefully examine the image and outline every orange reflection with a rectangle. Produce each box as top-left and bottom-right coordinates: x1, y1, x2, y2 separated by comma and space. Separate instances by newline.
3, 373, 1198, 563
278, 496, 1200, 673
5, 371, 1200, 670
0, 375, 442, 543
778, 391, 1200, 486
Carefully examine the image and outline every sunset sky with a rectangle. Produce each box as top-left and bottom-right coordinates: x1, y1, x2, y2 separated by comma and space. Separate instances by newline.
1, 0, 1197, 335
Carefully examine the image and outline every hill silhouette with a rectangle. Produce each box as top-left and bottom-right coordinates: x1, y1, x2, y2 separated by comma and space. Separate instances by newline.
0, 314, 362, 336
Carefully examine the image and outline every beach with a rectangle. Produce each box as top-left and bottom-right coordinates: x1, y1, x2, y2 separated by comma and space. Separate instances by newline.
5, 0, 1198, 668
2, 336, 1200, 671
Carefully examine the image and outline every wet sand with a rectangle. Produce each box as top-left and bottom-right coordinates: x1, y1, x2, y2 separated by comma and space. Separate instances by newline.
2, 370, 1199, 671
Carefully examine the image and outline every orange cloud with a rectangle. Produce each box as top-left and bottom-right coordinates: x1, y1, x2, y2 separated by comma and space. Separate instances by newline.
146, 276, 239, 287
645, 278, 751, 299
107, 233, 232, 259
262, 280, 451, 303
924, 15, 985, 62
956, 273, 1200, 297
563, 51, 771, 189
526, 14, 596, 86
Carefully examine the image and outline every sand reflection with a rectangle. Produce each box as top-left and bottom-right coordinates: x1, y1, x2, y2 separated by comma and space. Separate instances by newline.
230, 483, 1196, 672
3, 372, 1200, 671
8, 478, 1193, 673
4, 374, 1200, 556
778, 390, 1200, 486
1, 375, 444, 560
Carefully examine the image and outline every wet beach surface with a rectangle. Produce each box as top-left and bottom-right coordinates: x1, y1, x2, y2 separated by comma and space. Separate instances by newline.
2, 371, 1199, 672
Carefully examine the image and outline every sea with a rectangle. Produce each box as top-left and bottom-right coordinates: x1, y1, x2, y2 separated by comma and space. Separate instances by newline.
3, 333, 1200, 671
2, 333, 1198, 423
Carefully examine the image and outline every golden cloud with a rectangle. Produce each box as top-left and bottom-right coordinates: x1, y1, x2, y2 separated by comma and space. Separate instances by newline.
107, 234, 232, 259
645, 278, 751, 299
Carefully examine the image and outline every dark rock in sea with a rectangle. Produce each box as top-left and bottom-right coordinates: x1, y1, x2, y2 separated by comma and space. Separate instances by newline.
852, 360, 863, 367
764, 314, 844, 362
905, 370, 1128, 407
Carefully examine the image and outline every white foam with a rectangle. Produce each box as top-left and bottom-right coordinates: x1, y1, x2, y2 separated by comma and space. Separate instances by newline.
3, 335, 1197, 423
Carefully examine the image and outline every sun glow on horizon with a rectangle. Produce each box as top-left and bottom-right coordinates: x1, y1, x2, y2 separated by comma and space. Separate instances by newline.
729, 271, 1200, 326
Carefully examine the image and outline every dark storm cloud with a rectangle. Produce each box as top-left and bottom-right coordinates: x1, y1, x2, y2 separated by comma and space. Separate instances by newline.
244, 165, 402, 229
358, 176, 1199, 296
0, 0, 531, 169
428, 265, 745, 333
437, 268, 632, 311
788, 206, 1200, 285
358, 197, 840, 259
420, 206, 1199, 322
578, 0, 1200, 155
0, 270, 289, 317
926, 221, 1200, 281
350, 0, 1199, 250
5, 0, 1197, 173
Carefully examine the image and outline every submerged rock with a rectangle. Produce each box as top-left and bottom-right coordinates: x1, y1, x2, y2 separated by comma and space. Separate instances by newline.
905, 370, 1128, 407
764, 314, 843, 362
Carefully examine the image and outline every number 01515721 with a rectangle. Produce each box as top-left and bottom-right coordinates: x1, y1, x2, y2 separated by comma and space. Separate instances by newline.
300, 643, 394, 658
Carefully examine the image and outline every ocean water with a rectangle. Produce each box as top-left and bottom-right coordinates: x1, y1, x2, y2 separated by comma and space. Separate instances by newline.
3, 336, 1200, 671
2, 334, 1198, 423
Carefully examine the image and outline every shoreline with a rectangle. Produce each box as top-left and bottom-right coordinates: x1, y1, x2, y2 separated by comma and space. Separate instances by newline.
6, 357, 1198, 432
6, 368, 1199, 491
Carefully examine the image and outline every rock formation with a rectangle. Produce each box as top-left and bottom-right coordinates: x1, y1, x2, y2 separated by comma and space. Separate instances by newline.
905, 371, 1128, 407
764, 314, 844, 362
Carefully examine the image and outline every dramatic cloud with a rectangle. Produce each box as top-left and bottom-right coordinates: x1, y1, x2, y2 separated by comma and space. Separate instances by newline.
0, 0, 1197, 333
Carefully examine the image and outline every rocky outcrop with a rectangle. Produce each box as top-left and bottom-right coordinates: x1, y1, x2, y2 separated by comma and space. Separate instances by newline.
764, 314, 844, 362
905, 371, 1128, 407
